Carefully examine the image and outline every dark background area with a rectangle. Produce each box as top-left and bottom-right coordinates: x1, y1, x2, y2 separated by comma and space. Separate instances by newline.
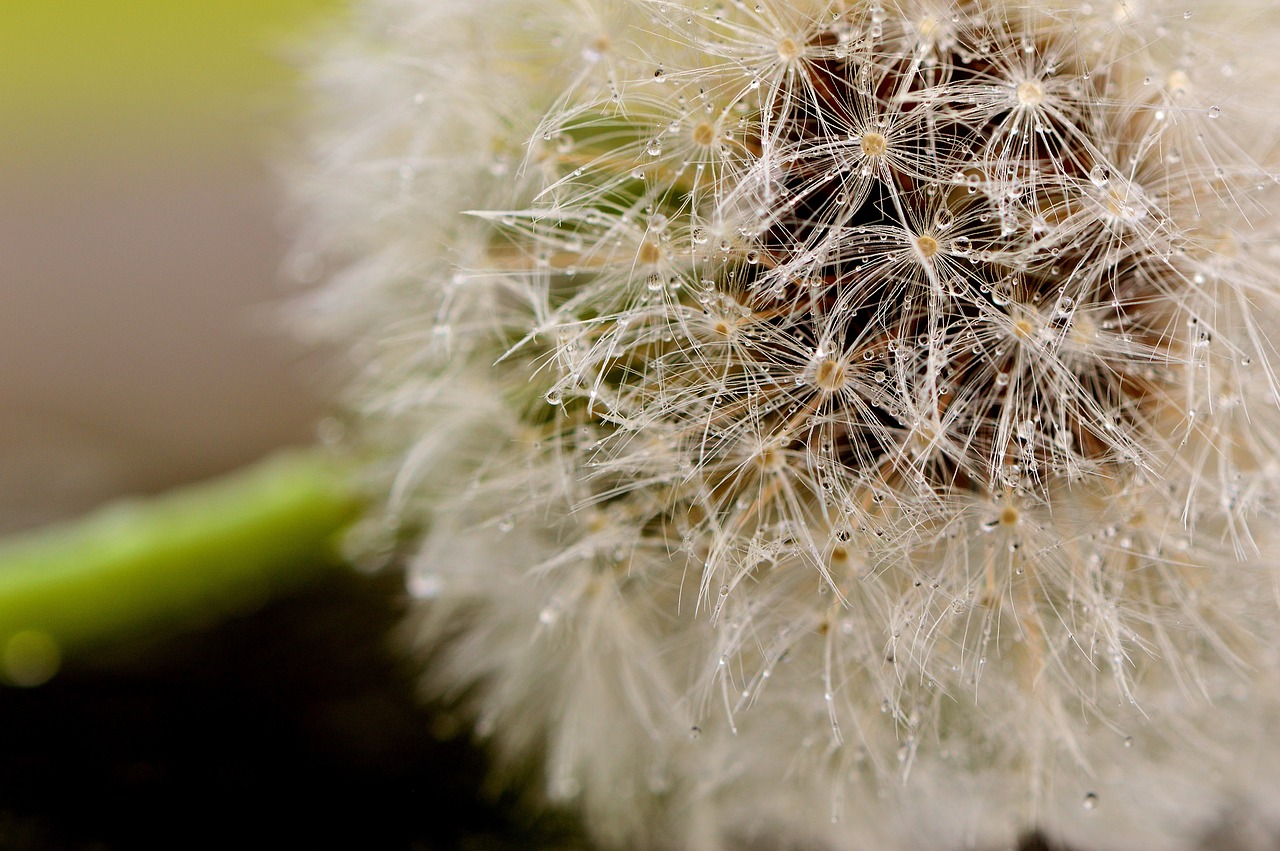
0, 569, 1078, 851
0, 571, 582, 851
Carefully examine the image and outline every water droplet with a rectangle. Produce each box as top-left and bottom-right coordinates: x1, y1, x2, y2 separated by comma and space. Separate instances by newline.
539, 599, 563, 625
407, 573, 443, 599
1083, 792, 1099, 810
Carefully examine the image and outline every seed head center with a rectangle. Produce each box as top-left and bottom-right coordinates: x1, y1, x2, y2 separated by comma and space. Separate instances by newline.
859, 132, 888, 157
777, 37, 800, 61
999, 505, 1021, 527
915, 234, 940, 259
754, 445, 786, 472
1104, 186, 1146, 224
815, 358, 849, 392
638, 240, 664, 265
1016, 79, 1045, 106
693, 122, 717, 147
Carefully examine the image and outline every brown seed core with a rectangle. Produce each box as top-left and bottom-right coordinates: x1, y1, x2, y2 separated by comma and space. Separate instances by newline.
815, 358, 848, 392
693, 122, 717, 147
999, 505, 1020, 527
755, 446, 785, 472
859, 132, 888, 157
638, 240, 663, 265
915, 234, 940, 259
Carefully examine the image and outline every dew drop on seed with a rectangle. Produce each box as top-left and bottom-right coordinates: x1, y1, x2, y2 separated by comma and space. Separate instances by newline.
539, 600, 563, 625
407, 573, 442, 600
1083, 792, 1099, 810
1208, 105, 1221, 119
554, 778, 581, 800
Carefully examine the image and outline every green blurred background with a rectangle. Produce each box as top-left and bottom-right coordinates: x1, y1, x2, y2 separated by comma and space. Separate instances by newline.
0, 0, 345, 161
0, 5, 582, 848
0, 0, 344, 533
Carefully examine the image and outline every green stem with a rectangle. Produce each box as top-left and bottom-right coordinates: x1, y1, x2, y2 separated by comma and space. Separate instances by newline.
0, 448, 361, 686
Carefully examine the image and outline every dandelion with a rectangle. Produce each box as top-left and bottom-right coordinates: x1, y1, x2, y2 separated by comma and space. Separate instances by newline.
293, 0, 1280, 848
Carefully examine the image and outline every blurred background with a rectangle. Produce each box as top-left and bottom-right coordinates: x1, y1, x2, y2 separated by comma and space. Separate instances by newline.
0, 4, 581, 848
0, 0, 336, 534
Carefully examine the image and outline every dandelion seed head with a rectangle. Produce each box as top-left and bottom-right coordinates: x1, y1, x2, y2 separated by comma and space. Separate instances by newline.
294, 0, 1280, 847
